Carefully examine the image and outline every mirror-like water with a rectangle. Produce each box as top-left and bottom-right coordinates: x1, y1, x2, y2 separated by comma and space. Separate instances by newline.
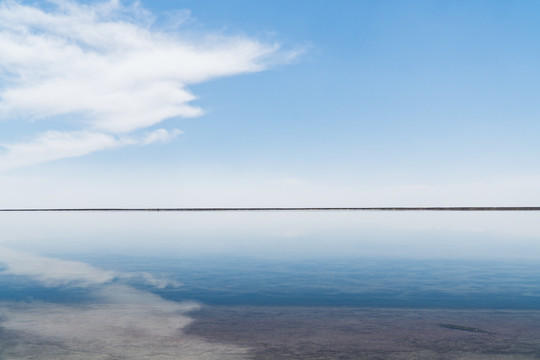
1, 212, 540, 359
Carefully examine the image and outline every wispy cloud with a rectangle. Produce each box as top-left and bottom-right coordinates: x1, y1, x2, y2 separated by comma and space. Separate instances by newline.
0, 130, 119, 172
0, 0, 291, 171
0, 128, 182, 172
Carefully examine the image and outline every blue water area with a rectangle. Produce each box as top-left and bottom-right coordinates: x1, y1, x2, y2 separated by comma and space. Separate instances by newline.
40, 255, 539, 310
1, 255, 540, 309
0, 275, 94, 303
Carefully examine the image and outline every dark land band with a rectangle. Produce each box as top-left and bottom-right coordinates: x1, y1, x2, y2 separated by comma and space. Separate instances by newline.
1, 207, 540, 212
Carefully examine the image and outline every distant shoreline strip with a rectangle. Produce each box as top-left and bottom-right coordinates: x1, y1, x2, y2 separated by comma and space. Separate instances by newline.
1, 207, 540, 212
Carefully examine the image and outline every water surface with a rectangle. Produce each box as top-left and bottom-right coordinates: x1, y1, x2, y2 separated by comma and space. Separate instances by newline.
1, 211, 539, 358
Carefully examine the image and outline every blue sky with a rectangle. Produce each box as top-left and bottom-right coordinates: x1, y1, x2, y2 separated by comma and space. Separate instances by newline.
1, 0, 540, 207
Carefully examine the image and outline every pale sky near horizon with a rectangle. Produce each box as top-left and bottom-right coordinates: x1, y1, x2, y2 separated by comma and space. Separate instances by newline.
1, 0, 540, 208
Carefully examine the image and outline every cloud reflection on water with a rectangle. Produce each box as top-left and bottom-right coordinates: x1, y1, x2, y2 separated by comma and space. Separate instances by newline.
0, 247, 180, 288
0, 249, 248, 359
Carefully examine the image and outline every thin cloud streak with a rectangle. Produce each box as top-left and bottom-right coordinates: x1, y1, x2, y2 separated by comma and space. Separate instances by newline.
0, 0, 293, 171
0, 128, 182, 172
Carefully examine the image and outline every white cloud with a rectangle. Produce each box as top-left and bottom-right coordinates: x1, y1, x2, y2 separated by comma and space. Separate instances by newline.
140, 128, 183, 145
0, 0, 291, 171
0, 130, 119, 171
0, 128, 182, 172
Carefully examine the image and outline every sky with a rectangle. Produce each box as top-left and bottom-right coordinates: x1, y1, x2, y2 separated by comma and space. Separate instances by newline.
1, 0, 540, 208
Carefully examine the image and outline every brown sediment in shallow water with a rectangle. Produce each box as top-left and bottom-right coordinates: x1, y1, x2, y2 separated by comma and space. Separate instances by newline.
186, 306, 540, 359
2, 303, 540, 359
0, 302, 249, 360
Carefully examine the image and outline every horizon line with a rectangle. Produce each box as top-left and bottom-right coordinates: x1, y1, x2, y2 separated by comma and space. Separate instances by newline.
1, 207, 540, 212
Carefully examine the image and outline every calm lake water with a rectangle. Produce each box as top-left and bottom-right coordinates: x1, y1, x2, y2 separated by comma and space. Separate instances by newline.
1, 211, 540, 359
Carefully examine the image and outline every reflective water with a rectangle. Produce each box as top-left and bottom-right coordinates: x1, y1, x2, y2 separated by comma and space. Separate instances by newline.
1, 211, 540, 359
